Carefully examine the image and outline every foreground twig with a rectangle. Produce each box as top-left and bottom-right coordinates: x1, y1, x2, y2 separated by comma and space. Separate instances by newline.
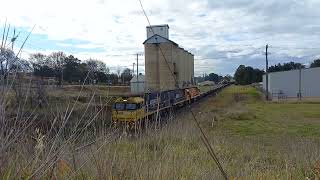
190, 108, 228, 180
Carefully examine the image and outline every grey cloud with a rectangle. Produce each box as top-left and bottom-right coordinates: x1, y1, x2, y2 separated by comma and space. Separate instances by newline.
16, 0, 320, 75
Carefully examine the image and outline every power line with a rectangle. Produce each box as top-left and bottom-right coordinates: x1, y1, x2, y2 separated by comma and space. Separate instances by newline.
138, 0, 179, 88
269, 45, 320, 50
137, 0, 228, 179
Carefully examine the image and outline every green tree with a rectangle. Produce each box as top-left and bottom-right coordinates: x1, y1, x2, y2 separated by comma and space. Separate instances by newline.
268, 61, 305, 72
48, 52, 66, 85
310, 59, 320, 68
30, 53, 113, 84
234, 65, 264, 85
120, 68, 133, 84
234, 65, 246, 85
202, 73, 223, 83
85, 59, 109, 83
63, 55, 86, 83
106, 73, 119, 85
29, 52, 67, 83
224, 75, 233, 82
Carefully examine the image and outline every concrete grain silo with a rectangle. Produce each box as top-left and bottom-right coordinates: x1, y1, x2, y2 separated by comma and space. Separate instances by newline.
177, 47, 185, 87
179, 48, 186, 86
172, 45, 180, 84
143, 24, 195, 92
186, 52, 190, 84
191, 53, 194, 84
158, 42, 176, 91
188, 52, 194, 85
185, 52, 191, 86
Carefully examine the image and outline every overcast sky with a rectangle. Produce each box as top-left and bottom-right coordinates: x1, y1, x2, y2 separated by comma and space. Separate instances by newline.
1, 0, 320, 76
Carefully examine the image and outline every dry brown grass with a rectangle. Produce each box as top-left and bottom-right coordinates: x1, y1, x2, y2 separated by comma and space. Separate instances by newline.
59, 85, 131, 96
1, 85, 320, 179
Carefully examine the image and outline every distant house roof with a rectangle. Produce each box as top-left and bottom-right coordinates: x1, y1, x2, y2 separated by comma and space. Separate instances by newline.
198, 81, 215, 86
146, 24, 169, 29
130, 75, 145, 83
143, 34, 178, 46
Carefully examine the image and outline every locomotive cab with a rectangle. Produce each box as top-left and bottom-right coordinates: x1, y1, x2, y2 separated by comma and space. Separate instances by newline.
112, 97, 145, 123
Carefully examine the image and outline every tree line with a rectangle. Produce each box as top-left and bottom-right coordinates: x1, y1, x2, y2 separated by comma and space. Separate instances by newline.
1, 48, 133, 85
234, 59, 320, 85
3, 46, 320, 86
195, 73, 232, 84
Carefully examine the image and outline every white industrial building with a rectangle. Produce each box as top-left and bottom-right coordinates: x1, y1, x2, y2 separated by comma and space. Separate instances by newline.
263, 67, 320, 100
130, 75, 145, 94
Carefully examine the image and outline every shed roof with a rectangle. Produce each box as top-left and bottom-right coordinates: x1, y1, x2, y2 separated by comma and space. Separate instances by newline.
130, 75, 145, 83
198, 81, 215, 86
147, 24, 169, 29
143, 34, 194, 56
143, 34, 178, 46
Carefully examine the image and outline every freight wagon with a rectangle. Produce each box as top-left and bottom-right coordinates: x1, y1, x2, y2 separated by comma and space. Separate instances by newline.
111, 85, 228, 126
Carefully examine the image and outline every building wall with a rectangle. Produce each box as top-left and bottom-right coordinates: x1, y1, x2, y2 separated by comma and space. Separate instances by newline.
130, 75, 145, 94
191, 54, 194, 83
182, 49, 187, 85
144, 42, 194, 92
175, 48, 194, 87
176, 48, 184, 87
172, 45, 180, 86
158, 43, 176, 91
144, 42, 176, 92
301, 67, 320, 97
145, 44, 160, 92
263, 67, 320, 98
131, 82, 145, 94
188, 53, 193, 84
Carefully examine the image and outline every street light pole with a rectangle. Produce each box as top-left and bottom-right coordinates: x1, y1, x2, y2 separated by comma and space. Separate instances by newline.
136, 54, 139, 92
133, 63, 135, 74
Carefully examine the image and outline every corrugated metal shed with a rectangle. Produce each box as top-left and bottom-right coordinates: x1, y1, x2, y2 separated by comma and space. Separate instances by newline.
130, 75, 145, 94
263, 67, 320, 99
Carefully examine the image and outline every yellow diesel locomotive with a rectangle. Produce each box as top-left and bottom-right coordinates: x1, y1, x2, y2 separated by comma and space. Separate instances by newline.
112, 87, 201, 125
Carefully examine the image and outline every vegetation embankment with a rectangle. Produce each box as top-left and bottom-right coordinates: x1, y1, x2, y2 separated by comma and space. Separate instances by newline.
1, 85, 320, 179
193, 85, 320, 179
4, 85, 129, 134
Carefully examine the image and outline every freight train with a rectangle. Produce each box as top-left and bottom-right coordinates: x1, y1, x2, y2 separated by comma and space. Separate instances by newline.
112, 24, 229, 125
111, 85, 228, 125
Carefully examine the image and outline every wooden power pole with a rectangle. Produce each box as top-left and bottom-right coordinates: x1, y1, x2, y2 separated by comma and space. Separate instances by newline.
265, 44, 269, 100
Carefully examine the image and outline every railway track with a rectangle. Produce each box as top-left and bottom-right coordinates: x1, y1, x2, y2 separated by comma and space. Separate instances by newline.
113, 84, 230, 133
74, 84, 230, 151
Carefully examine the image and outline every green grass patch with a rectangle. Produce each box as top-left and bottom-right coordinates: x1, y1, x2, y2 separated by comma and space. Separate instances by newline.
209, 85, 320, 139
